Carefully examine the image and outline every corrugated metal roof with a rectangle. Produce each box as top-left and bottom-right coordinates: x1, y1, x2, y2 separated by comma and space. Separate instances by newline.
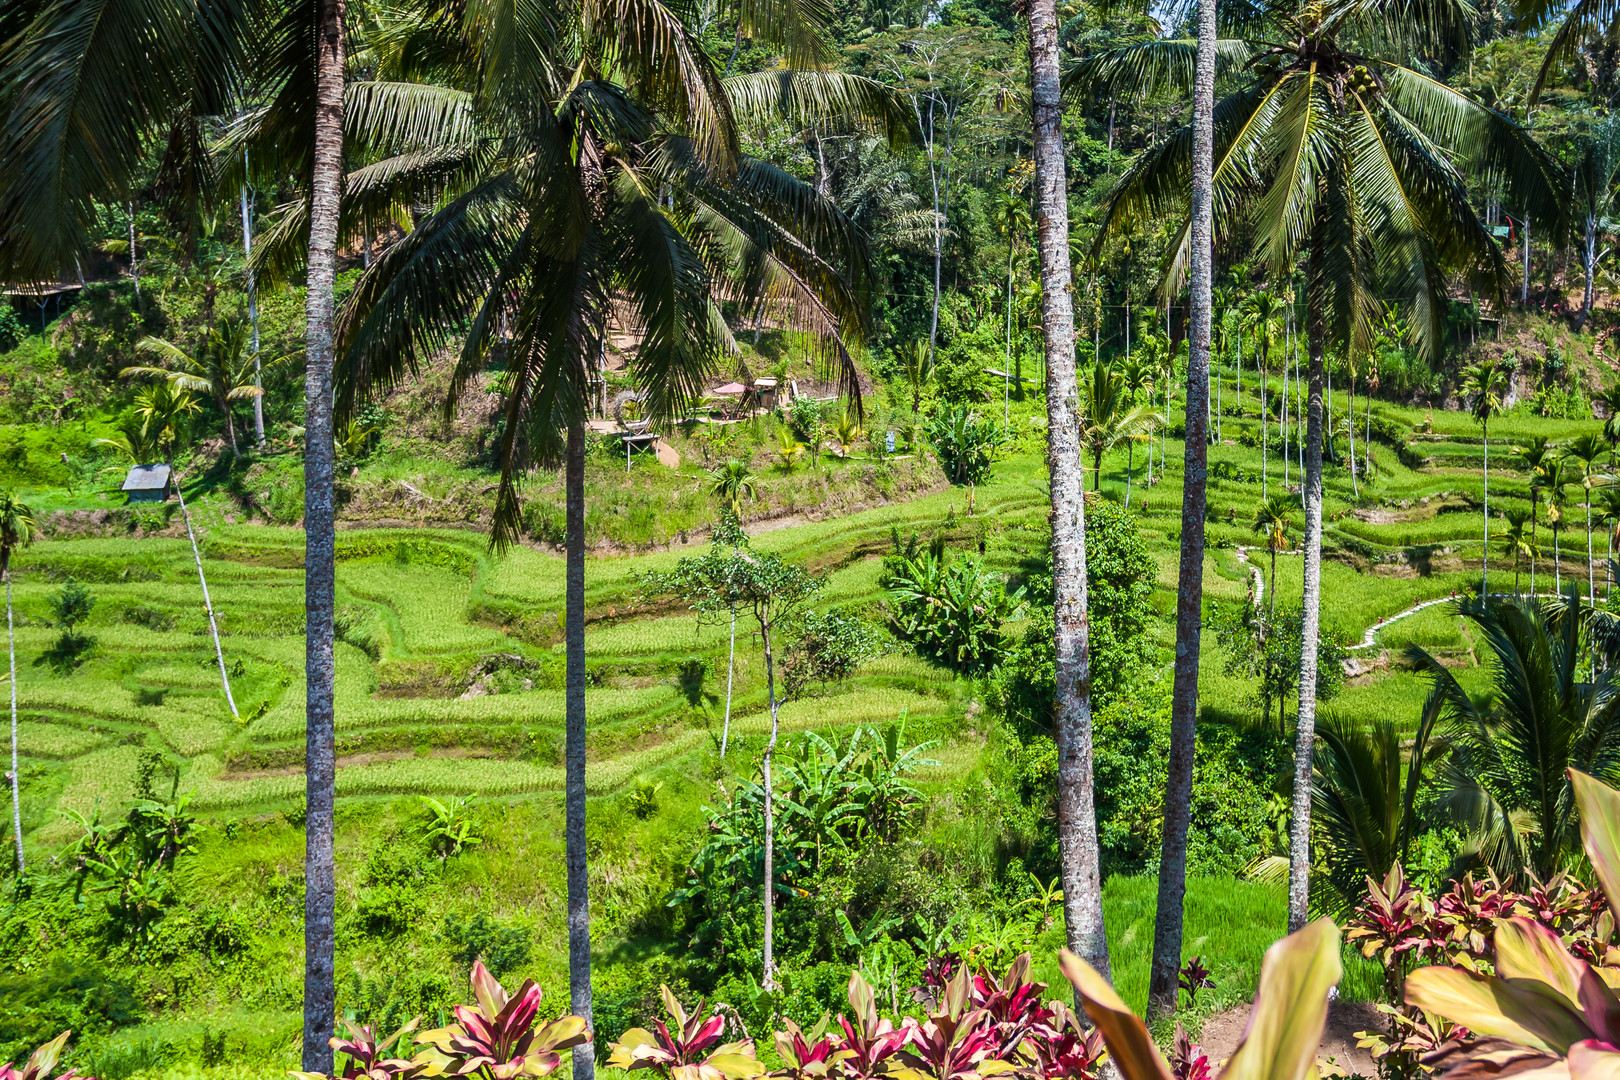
122, 464, 171, 492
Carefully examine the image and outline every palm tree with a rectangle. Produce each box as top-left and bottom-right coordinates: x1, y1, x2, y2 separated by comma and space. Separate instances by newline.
315, 0, 887, 1059
899, 339, 934, 415
1501, 508, 1535, 597
1461, 359, 1511, 597
1596, 382, 1620, 450
1408, 594, 1620, 881
1079, 0, 1555, 933
298, 0, 348, 1063
121, 322, 284, 455
1239, 291, 1286, 500
1147, 0, 1217, 1014
1309, 702, 1443, 916
1544, 459, 1574, 594
992, 189, 1032, 401
1026, 0, 1112, 981
1515, 435, 1556, 594
708, 459, 757, 760
1079, 361, 1160, 495
1, 493, 41, 873
1566, 433, 1611, 609
1599, 487, 1620, 601
1251, 495, 1297, 623
1119, 355, 1155, 507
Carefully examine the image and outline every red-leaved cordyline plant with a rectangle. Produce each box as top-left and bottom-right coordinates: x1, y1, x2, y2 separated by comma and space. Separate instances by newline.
888, 966, 1015, 1080
414, 962, 589, 1079
830, 973, 910, 1079
607, 986, 765, 1080
1399, 771, 1620, 1080
1, 1032, 91, 1080
1025, 1003, 1105, 1080
773, 1019, 843, 1078
329, 1018, 421, 1080
1169, 1026, 1210, 1080
294, 962, 590, 1080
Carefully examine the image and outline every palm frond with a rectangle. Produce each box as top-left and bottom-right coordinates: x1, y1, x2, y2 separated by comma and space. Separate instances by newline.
1062, 37, 1257, 104
723, 70, 912, 144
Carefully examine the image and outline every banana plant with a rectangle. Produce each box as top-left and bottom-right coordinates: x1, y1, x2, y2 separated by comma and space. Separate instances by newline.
1060, 918, 1344, 1080
606, 986, 765, 1080
1404, 769, 1620, 1080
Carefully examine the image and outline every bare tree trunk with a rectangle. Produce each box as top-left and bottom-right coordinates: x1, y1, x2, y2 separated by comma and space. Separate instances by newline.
1027, 0, 1109, 982
241, 170, 264, 445
301, 0, 345, 1067
564, 422, 595, 1080
761, 614, 780, 990
1482, 423, 1489, 595
1289, 239, 1328, 934
128, 202, 142, 309
7, 567, 20, 873
175, 480, 238, 718
720, 606, 736, 759
1147, 0, 1215, 1018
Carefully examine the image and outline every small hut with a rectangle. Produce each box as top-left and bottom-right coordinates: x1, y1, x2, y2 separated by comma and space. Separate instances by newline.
121, 464, 172, 503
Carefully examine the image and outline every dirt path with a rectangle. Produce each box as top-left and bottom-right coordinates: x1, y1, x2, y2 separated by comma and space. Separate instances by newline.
1196, 999, 1381, 1076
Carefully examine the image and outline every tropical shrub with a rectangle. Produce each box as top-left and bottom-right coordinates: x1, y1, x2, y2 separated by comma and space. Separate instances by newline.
926, 405, 1004, 485
883, 536, 1023, 673
607, 960, 1106, 1080
992, 495, 1156, 719
1393, 771, 1620, 1080
293, 962, 589, 1080
40, 578, 96, 673
783, 610, 883, 698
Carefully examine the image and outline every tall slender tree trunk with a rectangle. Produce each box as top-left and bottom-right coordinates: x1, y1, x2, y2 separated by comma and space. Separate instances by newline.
1481, 424, 1489, 596
1027, 0, 1109, 981
6, 564, 20, 873
1269, 545, 1279, 623
1146, 0, 1214, 1018
1289, 242, 1328, 934
1580, 214, 1596, 329
128, 203, 141, 310
1531, 499, 1538, 595
1346, 379, 1358, 498
301, 0, 346, 1068
1126, 442, 1134, 508
564, 422, 595, 1079
175, 479, 238, 717
1586, 494, 1595, 609
241, 170, 264, 445
1261, 350, 1269, 499
761, 614, 780, 990
720, 606, 736, 759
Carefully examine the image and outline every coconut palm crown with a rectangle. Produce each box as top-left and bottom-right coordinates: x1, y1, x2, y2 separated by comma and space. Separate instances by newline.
1070, 0, 1562, 359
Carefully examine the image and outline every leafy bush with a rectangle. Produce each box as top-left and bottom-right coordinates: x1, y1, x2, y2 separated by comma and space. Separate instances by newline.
783, 610, 882, 698
992, 494, 1156, 720
926, 404, 1004, 485
0, 962, 141, 1066
883, 536, 1022, 672
39, 579, 96, 674
440, 912, 533, 978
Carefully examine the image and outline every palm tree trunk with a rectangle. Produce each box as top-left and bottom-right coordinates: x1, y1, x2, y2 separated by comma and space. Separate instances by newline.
7, 565, 21, 873
1126, 441, 1133, 508
1289, 238, 1329, 935
1028, 0, 1109, 983
174, 479, 238, 717
241, 171, 265, 446
721, 605, 736, 759
301, 0, 346, 1068
1270, 545, 1279, 624
1580, 214, 1597, 329
1586, 495, 1595, 610
1261, 351, 1269, 500
1482, 424, 1489, 596
1146, 0, 1214, 1017
1531, 500, 1538, 595
128, 202, 142, 310
1346, 380, 1358, 498
761, 612, 779, 990
563, 421, 595, 1080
